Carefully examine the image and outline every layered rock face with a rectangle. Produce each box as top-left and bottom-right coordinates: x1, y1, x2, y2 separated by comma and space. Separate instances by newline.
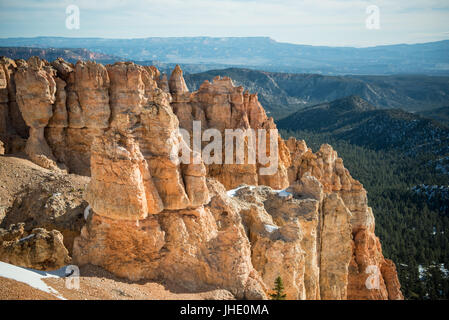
0, 57, 27, 154
14, 57, 60, 170
286, 138, 375, 233
0, 56, 402, 300
285, 138, 403, 299
169, 68, 291, 190
74, 179, 267, 299
2, 57, 288, 190
67, 61, 264, 299
0, 59, 8, 145
231, 182, 312, 299
229, 174, 351, 300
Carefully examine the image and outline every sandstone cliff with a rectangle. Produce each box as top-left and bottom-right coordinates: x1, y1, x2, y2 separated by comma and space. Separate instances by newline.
0, 56, 403, 300
169, 68, 290, 190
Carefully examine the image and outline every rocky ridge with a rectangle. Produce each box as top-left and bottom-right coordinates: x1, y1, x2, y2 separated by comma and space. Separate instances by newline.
0, 56, 402, 299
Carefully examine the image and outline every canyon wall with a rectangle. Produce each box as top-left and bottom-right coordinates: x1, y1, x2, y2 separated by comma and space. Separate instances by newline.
0, 56, 402, 300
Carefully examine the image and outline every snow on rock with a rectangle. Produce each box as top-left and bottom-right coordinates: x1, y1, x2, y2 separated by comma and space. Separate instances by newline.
226, 185, 255, 197
226, 186, 292, 199
84, 204, 92, 221
0, 261, 66, 299
18, 234, 35, 242
264, 224, 279, 233
274, 189, 292, 198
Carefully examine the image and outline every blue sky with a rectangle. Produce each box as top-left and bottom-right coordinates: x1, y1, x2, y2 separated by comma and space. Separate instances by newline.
0, 0, 448, 47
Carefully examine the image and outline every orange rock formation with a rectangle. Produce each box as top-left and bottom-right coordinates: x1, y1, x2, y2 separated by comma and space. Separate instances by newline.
0, 56, 403, 300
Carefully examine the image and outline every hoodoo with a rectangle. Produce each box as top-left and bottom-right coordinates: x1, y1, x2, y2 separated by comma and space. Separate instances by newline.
0, 56, 403, 300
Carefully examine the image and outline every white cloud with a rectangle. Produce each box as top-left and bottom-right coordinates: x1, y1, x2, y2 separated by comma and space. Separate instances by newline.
0, 0, 448, 46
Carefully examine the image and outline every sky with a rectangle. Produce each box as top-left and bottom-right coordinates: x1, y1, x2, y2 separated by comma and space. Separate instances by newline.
0, 0, 448, 47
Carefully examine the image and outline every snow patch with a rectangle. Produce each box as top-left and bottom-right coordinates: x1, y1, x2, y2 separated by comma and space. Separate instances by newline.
417, 263, 449, 280
440, 264, 449, 277
226, 185, 255, 197
84, 204, 92, 221
18, 234, 35, 242
226, 186, 292, 199
418, 265, 426, 280
274, 189, 292, 198
0, 261, 66, 299
116, 146, 129, 154
264, 224, 279, 233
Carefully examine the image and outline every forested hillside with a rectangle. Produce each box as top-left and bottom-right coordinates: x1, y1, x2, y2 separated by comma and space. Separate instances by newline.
277, 96, 449, 299
418, 106, 449, 125
277, 96, 449, 156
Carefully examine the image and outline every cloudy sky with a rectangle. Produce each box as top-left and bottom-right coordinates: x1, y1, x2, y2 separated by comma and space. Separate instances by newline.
0, 0, 448, 47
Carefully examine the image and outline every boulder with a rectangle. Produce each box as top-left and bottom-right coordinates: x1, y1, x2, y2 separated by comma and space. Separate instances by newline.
0, 223, 70, 270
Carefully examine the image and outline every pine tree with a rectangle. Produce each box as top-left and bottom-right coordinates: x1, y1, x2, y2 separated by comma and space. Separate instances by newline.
269, 276, 287, 300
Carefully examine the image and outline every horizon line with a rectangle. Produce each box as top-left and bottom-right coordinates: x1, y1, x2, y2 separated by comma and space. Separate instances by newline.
1, 35, 449, 49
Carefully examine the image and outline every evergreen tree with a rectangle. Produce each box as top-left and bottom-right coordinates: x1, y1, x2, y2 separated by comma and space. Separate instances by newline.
269, 276, 287, 300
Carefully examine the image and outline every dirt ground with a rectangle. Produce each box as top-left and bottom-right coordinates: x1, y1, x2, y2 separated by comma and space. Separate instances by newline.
0, 264, 235, 300
0, 276, 59, 300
